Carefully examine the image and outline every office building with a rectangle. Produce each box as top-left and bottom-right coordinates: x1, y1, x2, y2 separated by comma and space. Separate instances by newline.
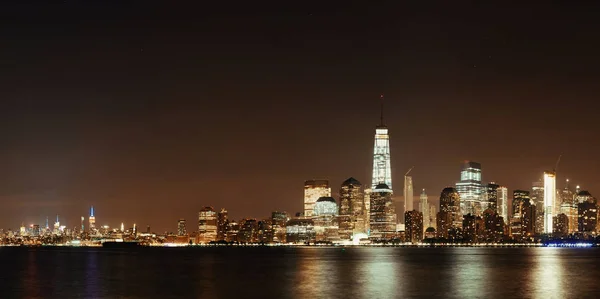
543, 171, 556, 234
198, 207, 217, 243
286, 218, 315, 244
177, 219, 187, 236
437, 187, 462, 240
217, 209, 228, 241
463, 214, 483, 243
553, 214, 569, 238
369, 183, 396, 240
404, 175, 414, 222
238, 219, 259, 243
577, 191, 598, 234
531, 180, 545, 215
455, 161, 483, 216
338, 177, 365, 239
486, 183, 499, 212
313, 197, 339, 242
405, 210, 423, 244
497, 186, 508, 224
271, 211, 288, 243
419, 189, 429, 230
304, 180, 331, 217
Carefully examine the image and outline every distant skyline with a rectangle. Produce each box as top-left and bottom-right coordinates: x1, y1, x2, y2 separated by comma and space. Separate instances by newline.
1, 2, 600, 231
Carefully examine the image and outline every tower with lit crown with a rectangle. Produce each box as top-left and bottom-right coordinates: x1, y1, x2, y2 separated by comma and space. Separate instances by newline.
89, 206, 96, 231
371, 95, 392, 190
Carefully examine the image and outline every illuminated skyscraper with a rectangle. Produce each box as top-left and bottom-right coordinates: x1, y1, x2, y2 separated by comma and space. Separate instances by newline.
89, 206, 96, 231
511, 190, 530, 239
531, 180, 545, 215
304, 180, 331, 217
486, 183, 499, 212
313, 197, 339, 241
404, 175, 414, 221
437, 187, 462, 239
577, 191, 597, 233
369, 183, 396, 239
455, 161, 483, 216
543, 171, 556, 234
177, 219, 187, 236
198, 207, 217, 243
371, 95, 392, 189
338, 177, 365, 239
419, 189, 429, 229
271, 211, 288, 243
553, 214, 569, 237
405, 210, 423, 244
429, 204, 437, 230
217, 209, 228, 241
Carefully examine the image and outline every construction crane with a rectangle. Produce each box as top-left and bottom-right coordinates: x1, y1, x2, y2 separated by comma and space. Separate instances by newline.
405, 166, 414, 176
553, 155, 562, 173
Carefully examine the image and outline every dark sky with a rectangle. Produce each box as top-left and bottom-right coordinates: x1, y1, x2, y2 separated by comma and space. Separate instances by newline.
1, 2, 599, 232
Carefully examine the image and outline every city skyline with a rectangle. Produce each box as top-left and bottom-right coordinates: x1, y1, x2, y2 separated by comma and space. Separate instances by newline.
1, 2, 600, 232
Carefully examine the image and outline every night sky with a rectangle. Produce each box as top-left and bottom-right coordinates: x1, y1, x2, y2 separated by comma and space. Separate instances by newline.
1, 2, 599, 232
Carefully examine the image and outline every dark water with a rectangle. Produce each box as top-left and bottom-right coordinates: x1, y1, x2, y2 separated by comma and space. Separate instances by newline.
0, 246, 598, 298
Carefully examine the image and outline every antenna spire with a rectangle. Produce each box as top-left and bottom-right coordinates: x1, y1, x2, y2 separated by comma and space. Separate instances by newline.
380, 94, 384, 126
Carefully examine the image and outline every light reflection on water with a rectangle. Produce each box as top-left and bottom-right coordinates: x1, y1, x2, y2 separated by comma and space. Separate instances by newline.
2, 247, 600, 298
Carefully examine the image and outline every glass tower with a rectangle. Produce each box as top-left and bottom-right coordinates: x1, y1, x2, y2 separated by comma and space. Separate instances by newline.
372, 95, 392, 190
455, 161, 483, 216
543, 171, 556, 234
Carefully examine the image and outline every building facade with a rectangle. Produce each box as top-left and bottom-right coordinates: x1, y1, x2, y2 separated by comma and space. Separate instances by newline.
543, 171, 556, 234
405, 210, 423, 244
455, 161, 483, 216
198, 207, 217, 243
338, 177, 365, 239
217, 208, 228, 241
369, 183, 396, 240
304, 180, 331, 217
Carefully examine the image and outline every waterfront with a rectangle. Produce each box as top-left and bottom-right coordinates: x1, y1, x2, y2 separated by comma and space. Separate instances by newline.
0, 247, 598, 298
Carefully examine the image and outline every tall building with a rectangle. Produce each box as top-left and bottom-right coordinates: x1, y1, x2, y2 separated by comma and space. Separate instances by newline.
217, 209, 228, 241
577, 191, 598, 234
497, 186, 508, 224
455, 161, 483, 216
462, 214, 483, 243
271, 211, 288, 243
521, 199, 536, 241
486, 183, 499, 212
405, 210, 423, 244
511, 190, 530, 240
404, 175, 414, 221
369, 183, 396, 240
198, 207, 217, 243
437, 187, 462, 239
371, 96, 392, 189
177, 219, 187, 236
553, 214, 569, 238
338, 177, 365, 239
89, 206, 96, 231
313, 197, 339, 242
531, 180, 545, 215
482, 208, 504, 243
238, 219, 259, 243
304, 180, 331, 217
419, 189, 429, 229
429, 204, 437, 230
543, 171, 556, 234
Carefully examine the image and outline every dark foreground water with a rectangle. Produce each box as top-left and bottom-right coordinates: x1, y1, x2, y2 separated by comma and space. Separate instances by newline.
0, 246, 598, 298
